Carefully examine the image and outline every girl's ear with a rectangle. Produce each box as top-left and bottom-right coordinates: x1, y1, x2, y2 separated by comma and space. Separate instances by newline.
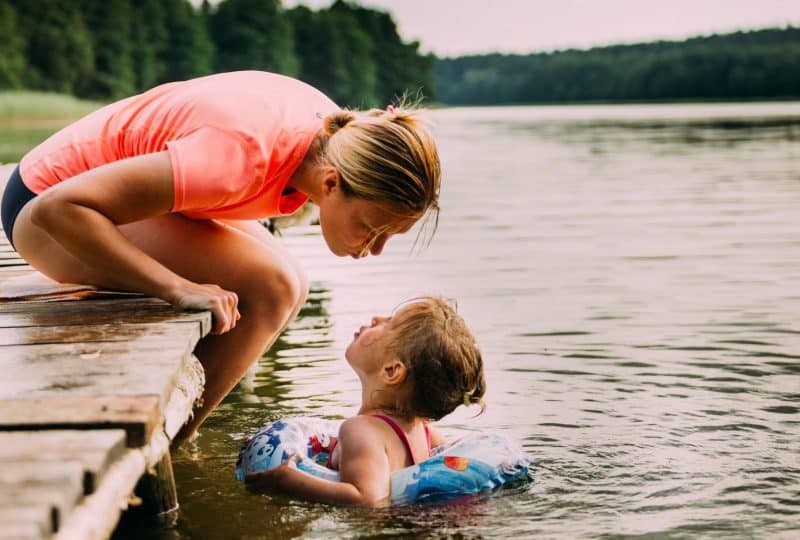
381, 360, 407, 386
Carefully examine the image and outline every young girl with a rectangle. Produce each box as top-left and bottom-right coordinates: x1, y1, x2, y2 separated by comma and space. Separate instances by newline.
0, 71, 441, 441
244, 296, 486, 506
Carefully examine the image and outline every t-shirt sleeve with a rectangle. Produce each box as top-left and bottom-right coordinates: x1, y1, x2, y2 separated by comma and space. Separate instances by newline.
166, 126, 262, 213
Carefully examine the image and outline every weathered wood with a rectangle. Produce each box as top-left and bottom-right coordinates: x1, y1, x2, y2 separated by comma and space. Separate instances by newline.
0, 200, 214, 538
0, 396, 161, 447
55, 449, 146, 540
162, 354, 205, 440
0, 430, 126, 493
134, 451, 178, 519
0, 461, 85, 532
0, 320, 201, 346
0, 506, 54, 538
0, 260, 28, 267
0, 347, 193, 414
0, 265, 32, 273
0, 523, 46, 540
0, 297, 211, 336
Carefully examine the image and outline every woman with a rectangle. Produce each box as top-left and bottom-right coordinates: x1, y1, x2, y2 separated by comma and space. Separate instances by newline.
1, 71, 441, 441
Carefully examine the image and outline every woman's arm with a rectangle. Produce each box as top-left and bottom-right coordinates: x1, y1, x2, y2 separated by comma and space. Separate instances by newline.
245, 417, 391, 506
29, 151, 239, 333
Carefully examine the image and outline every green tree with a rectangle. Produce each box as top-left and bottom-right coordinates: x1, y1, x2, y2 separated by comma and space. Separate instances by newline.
159, 0, 214, 83
131, 0, 169, 92
209, 0, 297, 76
337, 2, 433, 104
83, 0, 136, 99
0, 1, 27, 88
14, 0, 94, 95
324, 2, 378, 106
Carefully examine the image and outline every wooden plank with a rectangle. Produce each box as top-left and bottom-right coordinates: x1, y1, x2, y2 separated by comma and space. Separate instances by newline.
0, 298, 211, 336
0, 430, 126, 494
135, 451, 177, 516
0, 320, 201, 346
162, 353, 205, 440
55, 449, 146, 540
0, 341, 194, 408
0, 506, 53, 539
0, 461, 84, 533
0, 261, 31, 269
0, 395, 161, 447
0, 267, 34, 277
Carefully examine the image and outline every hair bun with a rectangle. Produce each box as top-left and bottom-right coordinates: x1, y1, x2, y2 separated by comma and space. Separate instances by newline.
324, 110, 357, 135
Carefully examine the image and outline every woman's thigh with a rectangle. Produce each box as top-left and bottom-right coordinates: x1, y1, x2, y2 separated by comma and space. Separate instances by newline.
12, 207, 302, 307
218, 219, 308, 293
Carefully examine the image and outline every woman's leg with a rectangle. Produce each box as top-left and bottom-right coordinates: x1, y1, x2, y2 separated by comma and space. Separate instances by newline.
12, 207, 308, 442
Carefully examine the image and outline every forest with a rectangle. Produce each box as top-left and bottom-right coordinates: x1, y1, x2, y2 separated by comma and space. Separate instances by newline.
0, 0, 433, 108
0, 0, 798, 106
435, 27, 800, 104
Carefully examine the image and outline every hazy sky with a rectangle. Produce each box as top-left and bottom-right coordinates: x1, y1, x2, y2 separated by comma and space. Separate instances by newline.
283, 0, 800, 57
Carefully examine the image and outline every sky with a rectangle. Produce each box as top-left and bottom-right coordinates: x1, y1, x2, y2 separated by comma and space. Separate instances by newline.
282, 0, 800, 57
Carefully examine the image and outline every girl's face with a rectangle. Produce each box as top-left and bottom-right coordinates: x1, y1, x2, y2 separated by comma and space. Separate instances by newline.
317, 180, 417, 259
345, 314, 396, 375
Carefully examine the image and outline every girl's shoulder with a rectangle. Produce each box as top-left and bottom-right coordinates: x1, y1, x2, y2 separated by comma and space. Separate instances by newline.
339, 414, 385, 435
338, 414, 406, 444
336, 415, 393, 458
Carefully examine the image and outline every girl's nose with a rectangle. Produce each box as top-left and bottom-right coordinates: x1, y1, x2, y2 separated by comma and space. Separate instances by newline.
371, 316, 387, 326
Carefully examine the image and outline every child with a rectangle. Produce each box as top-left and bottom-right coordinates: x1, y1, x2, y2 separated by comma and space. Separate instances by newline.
0, 71, 441, 441
244, 296, 486, 506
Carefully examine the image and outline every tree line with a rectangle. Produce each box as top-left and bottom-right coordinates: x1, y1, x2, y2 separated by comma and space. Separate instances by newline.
435, 27, 800, 104
0, 0, 434, 108
1, 0, 797, 107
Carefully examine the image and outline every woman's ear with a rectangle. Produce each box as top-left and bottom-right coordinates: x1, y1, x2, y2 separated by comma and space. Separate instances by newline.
321, 166, 340, 195
381, 360, 407, 386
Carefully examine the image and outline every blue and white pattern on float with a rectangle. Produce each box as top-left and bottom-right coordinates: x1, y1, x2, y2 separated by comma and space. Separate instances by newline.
236, 416, 533, 505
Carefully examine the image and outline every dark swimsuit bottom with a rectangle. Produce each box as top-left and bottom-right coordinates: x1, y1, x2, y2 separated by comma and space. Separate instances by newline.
327, 414, 432, 469
1, 166, 37, 250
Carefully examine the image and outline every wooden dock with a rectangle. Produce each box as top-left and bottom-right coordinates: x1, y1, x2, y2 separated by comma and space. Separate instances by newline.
0, 170, 211, 539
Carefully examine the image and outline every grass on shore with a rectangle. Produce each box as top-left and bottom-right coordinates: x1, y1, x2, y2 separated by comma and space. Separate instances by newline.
0, 90, 104, 122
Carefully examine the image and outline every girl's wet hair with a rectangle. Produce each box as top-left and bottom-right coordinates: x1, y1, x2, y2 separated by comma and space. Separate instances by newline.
387, 297, 486, 420
320, 101, 441, 246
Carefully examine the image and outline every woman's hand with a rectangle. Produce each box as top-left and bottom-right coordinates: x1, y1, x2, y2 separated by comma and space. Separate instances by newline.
171, 281, 241, 334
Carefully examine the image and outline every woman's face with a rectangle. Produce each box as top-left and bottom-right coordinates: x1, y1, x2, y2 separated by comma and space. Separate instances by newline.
317, 185, 417, 258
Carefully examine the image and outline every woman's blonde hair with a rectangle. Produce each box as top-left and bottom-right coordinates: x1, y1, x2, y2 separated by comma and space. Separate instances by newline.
387, 297, 486, 421
321, 103, 441, 246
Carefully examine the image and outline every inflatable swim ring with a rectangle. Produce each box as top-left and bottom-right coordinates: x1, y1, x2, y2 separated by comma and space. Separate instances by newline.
236, 417, 533, 505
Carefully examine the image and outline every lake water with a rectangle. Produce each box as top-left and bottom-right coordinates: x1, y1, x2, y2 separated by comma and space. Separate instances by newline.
4, 102, 799, 539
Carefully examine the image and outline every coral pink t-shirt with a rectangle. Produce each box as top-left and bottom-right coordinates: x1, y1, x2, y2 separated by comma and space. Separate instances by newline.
19, 71, 339, 220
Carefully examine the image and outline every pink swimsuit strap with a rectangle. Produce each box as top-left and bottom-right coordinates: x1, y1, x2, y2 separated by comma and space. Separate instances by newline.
372, 414, 431, 465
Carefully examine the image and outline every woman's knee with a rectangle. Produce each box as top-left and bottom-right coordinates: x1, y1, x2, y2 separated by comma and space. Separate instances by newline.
240, 257, 304, 323
293, 261, 309, 308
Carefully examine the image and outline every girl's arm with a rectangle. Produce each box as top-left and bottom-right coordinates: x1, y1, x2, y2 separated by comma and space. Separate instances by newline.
245, 417, 391, 506
29, 151, 239, 333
